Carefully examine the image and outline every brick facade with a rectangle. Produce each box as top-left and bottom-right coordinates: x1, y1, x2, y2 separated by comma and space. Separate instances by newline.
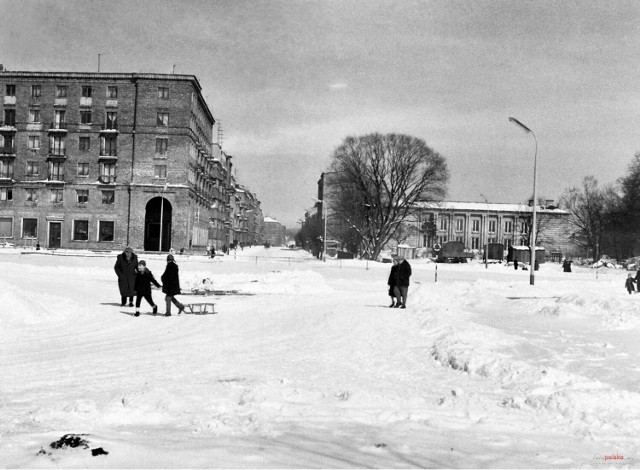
0, 71, 263, 252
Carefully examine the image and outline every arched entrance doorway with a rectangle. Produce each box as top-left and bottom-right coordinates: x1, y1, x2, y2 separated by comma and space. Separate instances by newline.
144, 197, 172, 251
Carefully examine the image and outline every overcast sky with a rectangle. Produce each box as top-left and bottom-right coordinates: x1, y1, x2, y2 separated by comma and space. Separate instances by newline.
2, 0, 639, 228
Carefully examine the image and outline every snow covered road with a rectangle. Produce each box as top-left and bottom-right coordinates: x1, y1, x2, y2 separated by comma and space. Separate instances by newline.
1, 248, 639, 468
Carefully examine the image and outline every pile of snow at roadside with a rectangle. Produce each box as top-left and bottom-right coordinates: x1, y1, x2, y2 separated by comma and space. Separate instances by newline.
408, 276, 640, 438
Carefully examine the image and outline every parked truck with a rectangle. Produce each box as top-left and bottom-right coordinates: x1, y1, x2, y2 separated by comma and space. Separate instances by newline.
435, 241, 474, 263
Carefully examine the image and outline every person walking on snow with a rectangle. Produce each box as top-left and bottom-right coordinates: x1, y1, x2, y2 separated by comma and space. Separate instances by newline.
387, 258, 400, 307
114, 246, 138, 307
625, 273, 636, 295
161, 254, 185, 316
134, 260, 161, 316
394, 254, 412, 309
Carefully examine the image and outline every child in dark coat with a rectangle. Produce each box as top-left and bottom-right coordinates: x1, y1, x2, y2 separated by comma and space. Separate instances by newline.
161, 254, 185, 316
134, 260, 161, 316
625, 273, 635, 295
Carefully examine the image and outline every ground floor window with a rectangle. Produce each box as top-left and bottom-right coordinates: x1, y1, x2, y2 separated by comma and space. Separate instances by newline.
73, 220, 89, 241
99, 221, 114, 242
22, 218, 37, 238
0, 217, 12, 238
471, 237, 480, 250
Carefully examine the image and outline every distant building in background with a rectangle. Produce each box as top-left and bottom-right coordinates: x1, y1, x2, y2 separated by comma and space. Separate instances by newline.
263, 216, 286, 246
0, 70, 263, 251
408, 201, 578, 258
309, 169, 581, 260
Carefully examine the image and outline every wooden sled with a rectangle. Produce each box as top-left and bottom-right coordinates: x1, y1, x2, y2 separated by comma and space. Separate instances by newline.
185, 303, 216, 314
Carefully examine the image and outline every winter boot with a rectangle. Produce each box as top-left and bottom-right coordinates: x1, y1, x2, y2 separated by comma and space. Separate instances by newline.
178, 304, 185, 315
134, 310, 140, 317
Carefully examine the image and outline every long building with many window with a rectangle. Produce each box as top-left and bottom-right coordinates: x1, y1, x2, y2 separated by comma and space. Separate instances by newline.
0, 70, 262, 251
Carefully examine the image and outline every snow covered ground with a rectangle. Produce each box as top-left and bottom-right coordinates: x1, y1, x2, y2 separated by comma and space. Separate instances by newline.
1, 246, 639, 468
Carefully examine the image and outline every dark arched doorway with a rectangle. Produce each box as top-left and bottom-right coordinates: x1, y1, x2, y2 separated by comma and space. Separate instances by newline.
144, 197, 172, 251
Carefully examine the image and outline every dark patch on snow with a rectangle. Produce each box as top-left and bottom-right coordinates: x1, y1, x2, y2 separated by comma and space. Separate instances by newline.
37, 434, 108, 458
50, 434, 89, 450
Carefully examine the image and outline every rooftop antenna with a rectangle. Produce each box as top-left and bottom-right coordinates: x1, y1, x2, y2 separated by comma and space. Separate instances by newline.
97, 53, 107, 73
172, 64, 176, 74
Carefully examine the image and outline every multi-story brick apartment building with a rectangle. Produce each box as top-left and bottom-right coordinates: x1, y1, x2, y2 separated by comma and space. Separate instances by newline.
0, 70, 260, 251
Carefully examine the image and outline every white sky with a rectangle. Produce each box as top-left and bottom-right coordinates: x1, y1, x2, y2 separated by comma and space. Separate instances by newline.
2, 0, 639, 227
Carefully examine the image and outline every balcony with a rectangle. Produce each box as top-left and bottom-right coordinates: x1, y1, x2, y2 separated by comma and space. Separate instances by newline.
0, 146, 16, 156
0, 121, 17, 131
98, 175, 117, 184
47, 174, 65, 183
100, 123, 119, 133
99, 151, 118, 160
48, 122, 68, 132
47, 149, 67, 160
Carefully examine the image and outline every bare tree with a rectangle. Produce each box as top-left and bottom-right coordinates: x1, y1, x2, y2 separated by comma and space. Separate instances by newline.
330, 133, 449, 259
560, 176, 618, 260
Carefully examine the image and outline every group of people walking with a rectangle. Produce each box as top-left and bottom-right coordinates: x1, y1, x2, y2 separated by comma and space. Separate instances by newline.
114, 247, 185, 317
387, 254, 412, 308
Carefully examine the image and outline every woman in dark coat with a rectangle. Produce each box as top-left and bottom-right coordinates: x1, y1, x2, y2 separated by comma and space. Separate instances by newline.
114, 246, 138, 306
394, 255, 412, 309
161, 254, 185, 316
387, 258, 399, 307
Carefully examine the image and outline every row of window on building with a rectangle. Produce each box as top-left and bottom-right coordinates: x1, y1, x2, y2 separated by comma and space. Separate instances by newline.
0, 217, 116, 242
436, 235, 516, 250
2, 108, 171, 128
0, 186, 115, 204
435, 217, 517, 233
5, 84, 171, 100
0, 160, 172, 181
1, 133, 172, 155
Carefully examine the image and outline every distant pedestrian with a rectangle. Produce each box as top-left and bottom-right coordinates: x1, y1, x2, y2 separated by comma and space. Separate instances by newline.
161, 254, 185, 316
562, 259, 572, 273
209, 246, 216, 258
114, 246, 138, 307
134, 260, 161, 317
626, 273, 636, 295
514, 258, 519, 270
394, 254, 412, 309
387, 258, 400, 308
36, 242, 40, 250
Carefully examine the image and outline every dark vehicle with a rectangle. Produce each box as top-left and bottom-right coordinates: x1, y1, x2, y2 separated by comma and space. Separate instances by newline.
487, 243, 504, 261
436, 241, 474, 263
508, 245, 546, 264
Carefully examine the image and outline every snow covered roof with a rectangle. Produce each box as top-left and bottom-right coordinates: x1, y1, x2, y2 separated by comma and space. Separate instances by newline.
263, 216, 279, 223
415, 201, 568, 214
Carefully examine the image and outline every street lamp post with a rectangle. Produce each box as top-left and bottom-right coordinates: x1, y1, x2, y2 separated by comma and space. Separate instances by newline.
509, 117, 538, 286
312, 197, 327, 261
158, 184, 167, 252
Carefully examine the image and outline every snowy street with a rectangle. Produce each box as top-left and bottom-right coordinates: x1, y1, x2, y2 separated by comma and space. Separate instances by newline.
1, 247, 639, 468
